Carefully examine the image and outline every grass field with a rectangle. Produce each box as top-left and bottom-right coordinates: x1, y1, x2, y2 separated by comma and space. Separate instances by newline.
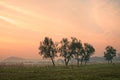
0, 64, 120, 80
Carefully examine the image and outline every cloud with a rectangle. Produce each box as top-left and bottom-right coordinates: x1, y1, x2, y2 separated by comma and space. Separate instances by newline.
0, 1, 64, 24
0, 15, 38, 32
0, 0, 120, 58
0, 15, 16, 25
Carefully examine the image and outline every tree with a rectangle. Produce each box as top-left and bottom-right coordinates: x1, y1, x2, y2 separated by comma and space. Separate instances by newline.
80, 47, 85, 65
70, 37, 82, 66
39, 37, 57, 66
104, 46, 116, 64
59, 38, 71, 66
84, 43, 95, 64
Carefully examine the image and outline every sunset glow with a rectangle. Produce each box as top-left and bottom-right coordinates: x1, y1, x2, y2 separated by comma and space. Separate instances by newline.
0, 0, 120, 59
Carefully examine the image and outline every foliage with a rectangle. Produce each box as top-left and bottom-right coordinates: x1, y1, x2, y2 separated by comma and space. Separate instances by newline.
59, 38, 71, 66
83, 43, 95, 64
39, 37, 57, 66
70, 37, 82, 66
38, 37, 118, 66
104, 46, 116, 63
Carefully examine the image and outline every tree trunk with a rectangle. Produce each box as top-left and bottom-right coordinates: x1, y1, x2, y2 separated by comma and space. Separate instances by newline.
66, 53, 72, 66
51, 57, 55, 66
85, 60, 87, 65
81, 59, 83, 65
64, 58, 68, 66
66, 58, 70, 66
111, 60, 112, 63
108, 60, 109, 64
77, 59, 79, 67
81, 56, 84, 65
77, 55, 79, 67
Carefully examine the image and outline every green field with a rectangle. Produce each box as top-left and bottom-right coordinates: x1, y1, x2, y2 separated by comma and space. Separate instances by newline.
0, 64, 120, 80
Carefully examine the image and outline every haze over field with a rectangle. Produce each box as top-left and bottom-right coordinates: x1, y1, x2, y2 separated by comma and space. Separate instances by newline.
0, 0, 120, 59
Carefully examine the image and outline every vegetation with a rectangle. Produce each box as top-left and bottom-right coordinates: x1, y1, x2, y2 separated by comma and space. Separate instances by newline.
0, 64, 120, 80
39, 37, 57, 66
70, 37, 82, 66
104, 46, 117, 64
39, 37, 96, 66
83, 43, 95, 64
59, 38, 71, 66
0, 37, 119, 80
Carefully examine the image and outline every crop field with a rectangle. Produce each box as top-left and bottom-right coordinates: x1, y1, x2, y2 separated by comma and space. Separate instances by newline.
0, 64, 120, 80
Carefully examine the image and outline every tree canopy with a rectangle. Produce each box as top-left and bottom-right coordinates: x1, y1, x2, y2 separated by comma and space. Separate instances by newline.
39, 37, 57, 66
38, 37, 118, 66
104, 46, 116, 63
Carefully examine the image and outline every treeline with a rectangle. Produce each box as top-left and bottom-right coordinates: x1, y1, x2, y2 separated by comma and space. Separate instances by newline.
38, 37, 117, 66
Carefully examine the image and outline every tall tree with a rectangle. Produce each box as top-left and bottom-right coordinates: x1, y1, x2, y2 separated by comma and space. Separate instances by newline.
39, 37, 57, 66
59, 38, 71, 66
70, 37, 82, 66
104, 46, 116, 64
84, 43, 95, 64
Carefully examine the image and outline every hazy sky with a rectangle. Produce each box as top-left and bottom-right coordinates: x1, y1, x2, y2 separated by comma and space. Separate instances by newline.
0, 0, 120, 59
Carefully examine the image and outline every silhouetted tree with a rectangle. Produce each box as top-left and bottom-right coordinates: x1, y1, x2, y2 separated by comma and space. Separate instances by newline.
104, 46, 116, 64
59, 38, 72, 66
70, 37, 82, 66
84, 43, 95, 64
38, 37, 96, 66
39, 37, 57, 66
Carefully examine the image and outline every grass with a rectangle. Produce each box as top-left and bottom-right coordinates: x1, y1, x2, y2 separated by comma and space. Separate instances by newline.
0, 64, 120, 80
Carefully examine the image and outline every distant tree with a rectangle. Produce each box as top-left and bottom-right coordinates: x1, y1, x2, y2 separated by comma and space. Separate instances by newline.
39, 37, 57, 66
59, 38, 72, 66
104, 46, 116, 64
70, 37, 82, 66
83, 43, 95, 64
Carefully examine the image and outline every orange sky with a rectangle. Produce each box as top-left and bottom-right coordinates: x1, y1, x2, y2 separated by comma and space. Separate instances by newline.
0, 0, 120, 59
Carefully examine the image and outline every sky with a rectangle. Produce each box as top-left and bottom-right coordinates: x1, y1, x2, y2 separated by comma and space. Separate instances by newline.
0, 0, 120, 59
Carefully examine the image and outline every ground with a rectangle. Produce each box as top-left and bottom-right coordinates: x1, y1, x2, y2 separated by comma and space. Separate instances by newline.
0, 64, 120, 80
